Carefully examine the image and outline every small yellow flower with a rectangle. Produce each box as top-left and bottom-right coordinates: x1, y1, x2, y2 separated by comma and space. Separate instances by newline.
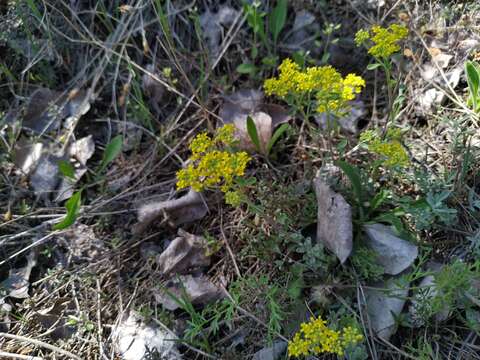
287, 316, 363, 358
361, 128, 410, 168
354, 29, 370, 46
225, 190, 242, 206
176, 125, 251, 198
215, 124, 237, 145
355, 24, 408, 59
264, 59, 365, 116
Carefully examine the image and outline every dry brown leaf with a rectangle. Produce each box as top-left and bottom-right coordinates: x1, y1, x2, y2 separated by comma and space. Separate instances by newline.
200, 6, 239, 57
142, 64, 164, 115
156, 229, 210, 275
134, 189, 208, 234
220, 89, 291, 153
219, 89, 264, 121
13, 137, 44, 175
314, 177, 353, 263
22, 87, 90, 134
68, 135, 95, 166
30, 154, 62, 201
22, 88, 64, 134
235, 111, 272, 153
33, 297, 75, 340
1, 251, 37, 299
58, 224, 105, 262
153, 274, 225, 311
114, 312, 182, 360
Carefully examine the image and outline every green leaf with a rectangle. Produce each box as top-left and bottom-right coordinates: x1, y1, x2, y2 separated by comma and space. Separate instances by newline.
246, 116, 261, 153
58, 160, 76, 180
98, 135, 122, 174
251, 46, 259, 59
465, 61, 480, 111
372, 210, 406, 235
292, 51, 306, 67
266, 123, 290, 155
236, 63, 257, 74
321, 52, 330, 64
269, 0, 288, 44
336, 160, 364, 206
367, 63, 382, 70
370, 189, 390, 212
54, 190, 82, 230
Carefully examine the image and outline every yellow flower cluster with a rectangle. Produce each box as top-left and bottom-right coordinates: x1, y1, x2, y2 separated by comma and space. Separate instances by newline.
288, 316, 363, 358
355, 24, 408, 59
176, 125, 251, 194
224, 190, 242, 206
264, 58, 365, 114
360, 129, 410, 167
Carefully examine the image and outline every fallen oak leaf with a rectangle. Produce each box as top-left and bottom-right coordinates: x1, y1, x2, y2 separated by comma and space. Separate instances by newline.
156, 229, 210, 275
219, 89, 291, 153
153, 274, 225, 311
1, 251, 37, 299
13, 137, 44, 175
114, 312, 182, 360
134, 189, 208, 234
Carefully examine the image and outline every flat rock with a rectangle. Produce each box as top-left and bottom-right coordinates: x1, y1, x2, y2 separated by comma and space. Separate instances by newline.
314, 178, 353, 263
364, 223, 418, 275
364, 277, 409, 340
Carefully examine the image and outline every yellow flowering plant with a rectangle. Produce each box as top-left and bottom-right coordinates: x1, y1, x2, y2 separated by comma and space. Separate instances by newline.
288, 316, 363, 358
176, 124, 251, 206
264, 58, 365, 122
355, 24, 408, 127
360, 127, 410, 168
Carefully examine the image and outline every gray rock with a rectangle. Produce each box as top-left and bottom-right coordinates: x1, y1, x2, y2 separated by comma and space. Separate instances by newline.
364, 223, 418, 275
253, 341, 287, 360
314, 178, 353, 263
364, 277, 409, 340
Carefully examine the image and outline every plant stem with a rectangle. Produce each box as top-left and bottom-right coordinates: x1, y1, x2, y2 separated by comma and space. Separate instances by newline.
381, 59, 394, 137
